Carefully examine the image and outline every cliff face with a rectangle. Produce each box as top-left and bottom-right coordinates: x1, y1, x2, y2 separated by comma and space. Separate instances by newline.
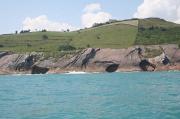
0, 44, 179, 74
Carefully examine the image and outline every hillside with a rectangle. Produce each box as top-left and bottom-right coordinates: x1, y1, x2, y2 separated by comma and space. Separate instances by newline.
0, 18, 179, 55
135, 18, 180, 45
71, 20, 138, 48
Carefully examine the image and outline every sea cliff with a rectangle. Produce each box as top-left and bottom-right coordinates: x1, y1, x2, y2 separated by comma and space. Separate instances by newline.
0, 44, 179, 74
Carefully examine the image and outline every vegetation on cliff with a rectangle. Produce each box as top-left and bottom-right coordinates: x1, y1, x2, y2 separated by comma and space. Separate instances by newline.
0, 18, 179, 57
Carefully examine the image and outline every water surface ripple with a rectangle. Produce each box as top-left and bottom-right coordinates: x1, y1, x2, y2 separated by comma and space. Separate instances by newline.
0, 72, 180, 119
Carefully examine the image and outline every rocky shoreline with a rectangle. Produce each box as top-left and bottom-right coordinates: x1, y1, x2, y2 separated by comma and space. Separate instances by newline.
0, 44, 179, 75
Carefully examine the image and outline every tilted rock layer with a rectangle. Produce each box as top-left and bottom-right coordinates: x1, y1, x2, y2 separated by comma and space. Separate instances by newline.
0, 44, 179, 74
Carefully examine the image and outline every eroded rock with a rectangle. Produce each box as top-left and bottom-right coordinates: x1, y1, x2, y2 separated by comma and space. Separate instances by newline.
64, 48, 100, 68
94, 61, 119, 72
106, 64, 119, 72
31, 65, 49, 74
0, 45, 179, 74
139, 60, 156, 71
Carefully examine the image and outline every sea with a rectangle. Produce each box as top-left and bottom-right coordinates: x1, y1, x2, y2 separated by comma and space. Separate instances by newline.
0, 71, 180, 119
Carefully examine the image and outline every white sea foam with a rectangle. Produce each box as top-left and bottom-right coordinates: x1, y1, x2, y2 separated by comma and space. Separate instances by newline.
65, 71, 88, 74
10, 73, 44, 76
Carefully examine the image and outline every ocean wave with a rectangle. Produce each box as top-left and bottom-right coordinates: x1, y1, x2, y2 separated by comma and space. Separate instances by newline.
65, 71, 101, 74
65, 71, 89, 74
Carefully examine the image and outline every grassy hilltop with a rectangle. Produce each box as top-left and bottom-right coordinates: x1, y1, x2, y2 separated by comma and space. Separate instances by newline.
0, 18, 179, 55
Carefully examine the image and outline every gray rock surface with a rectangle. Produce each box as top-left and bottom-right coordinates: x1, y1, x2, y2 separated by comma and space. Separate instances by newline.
0, 44, 179, 74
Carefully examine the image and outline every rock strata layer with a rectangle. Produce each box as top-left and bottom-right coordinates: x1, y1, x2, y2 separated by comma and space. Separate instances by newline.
0, 44, 179, 74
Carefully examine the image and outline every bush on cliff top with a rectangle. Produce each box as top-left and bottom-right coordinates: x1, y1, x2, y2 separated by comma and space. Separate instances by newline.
58, 44, 76, 51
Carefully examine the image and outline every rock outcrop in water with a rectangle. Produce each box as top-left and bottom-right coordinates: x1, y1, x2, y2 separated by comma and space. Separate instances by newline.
0, 44, 179, 74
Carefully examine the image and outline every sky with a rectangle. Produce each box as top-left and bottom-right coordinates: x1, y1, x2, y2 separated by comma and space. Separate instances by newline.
0, 0, 180, 34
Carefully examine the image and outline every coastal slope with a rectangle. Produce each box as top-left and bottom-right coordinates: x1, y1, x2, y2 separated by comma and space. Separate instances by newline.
0, 44, 179, 74
0, 18, 179, 74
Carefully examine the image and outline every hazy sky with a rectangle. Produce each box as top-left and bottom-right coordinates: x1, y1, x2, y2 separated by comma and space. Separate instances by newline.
0, 0, 180, 34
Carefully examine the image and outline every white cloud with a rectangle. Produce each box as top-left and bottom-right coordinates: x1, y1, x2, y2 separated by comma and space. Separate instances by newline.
84, 3, 101, 13
82, 12, 112, 28
22, 15, 77, 31
82, 3, 112, 28
134, 0, 180, 23
22, 3, 112, 31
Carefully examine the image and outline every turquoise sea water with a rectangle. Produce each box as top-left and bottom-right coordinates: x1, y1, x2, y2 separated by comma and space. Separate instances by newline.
0, 72, 180, 119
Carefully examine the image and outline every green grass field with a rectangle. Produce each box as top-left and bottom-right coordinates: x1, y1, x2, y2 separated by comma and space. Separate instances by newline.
135, 18, 180, 45
0, 18, 179, 56
71, 22, 138, 48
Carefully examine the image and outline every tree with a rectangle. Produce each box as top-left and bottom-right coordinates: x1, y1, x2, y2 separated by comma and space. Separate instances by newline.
42, 29, 47, 32
15, 30, 18, 34
20, 29, 30, 34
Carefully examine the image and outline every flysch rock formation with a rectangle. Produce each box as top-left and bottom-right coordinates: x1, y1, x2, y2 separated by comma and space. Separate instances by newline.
0, 44, 179, 74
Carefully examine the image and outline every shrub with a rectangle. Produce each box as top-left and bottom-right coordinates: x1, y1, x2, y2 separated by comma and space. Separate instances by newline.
144, 48, 162, 58
27, 43, 32, 47
160, 27, 167, 31
92, 23, 104, 27
86, 44, 90, 48
139, 26, 145, 31
58, 44, 76, 51
149, 26, 154, 30
0, 44, 4, 48
97, 35, 100, 39
42, 35, 48, 40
